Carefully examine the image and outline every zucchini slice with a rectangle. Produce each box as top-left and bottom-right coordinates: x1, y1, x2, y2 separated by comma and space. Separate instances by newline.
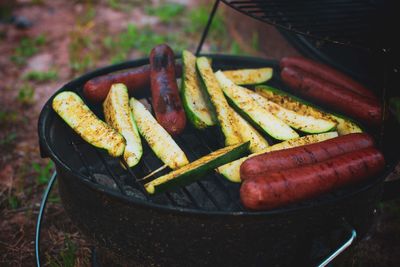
221, 67, 273, 85
196, 57, 242, 145
216, 132, 338, 183
52, 91, 125, 157
145, 142, 249, 194
332, 115, 363, 135
103, 83, 142, 167
232, 109, 269, 153
249, 91, 336, 133
255, 85, 362, 135
129, 97, 189, 169
181, 50, 217, 129
215, 70, 299, 141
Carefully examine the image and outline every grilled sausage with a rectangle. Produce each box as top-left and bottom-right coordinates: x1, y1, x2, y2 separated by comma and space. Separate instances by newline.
240, 133, 375, 181
281, 66, 382, 126
150, 44, 186, 135
240, 148, 385, 210
280, 56, 377, 100
83, 63, 182, 103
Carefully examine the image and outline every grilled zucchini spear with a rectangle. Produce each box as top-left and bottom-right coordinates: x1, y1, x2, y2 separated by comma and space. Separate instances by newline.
145, 142, 249, 194
221, 67, 273, 85
181, 50, 217, 129
52, 91, 125, 157
255, 85, 362, 135
103, 83, 142, 167
129, 97, 189, 169
196, 57, 242, 146
231, 109, 269, 153
248, 90, 337, 133
215, 70, 299, 141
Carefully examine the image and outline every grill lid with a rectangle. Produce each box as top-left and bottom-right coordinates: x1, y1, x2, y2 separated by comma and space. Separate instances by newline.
221, 0, 387, 51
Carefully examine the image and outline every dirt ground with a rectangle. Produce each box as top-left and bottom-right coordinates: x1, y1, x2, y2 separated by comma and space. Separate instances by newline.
0, 1, 399, 266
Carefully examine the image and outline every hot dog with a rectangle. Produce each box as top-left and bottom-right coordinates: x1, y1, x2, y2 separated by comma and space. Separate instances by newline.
149, 44, 186, 136
240, 133, 374, 181
280, 56, 377, 100
281, 66, 382, 126
83, 63, 182, 103
240, 147, 385, 210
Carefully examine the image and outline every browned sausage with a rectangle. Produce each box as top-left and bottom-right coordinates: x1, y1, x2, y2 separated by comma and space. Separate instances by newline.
240, 148, 385, 210
83, 63, 182, 103
240, 133, 375, 181
150, 44, 186, 136
280, 56, 377, 100
281, 66, 382, 126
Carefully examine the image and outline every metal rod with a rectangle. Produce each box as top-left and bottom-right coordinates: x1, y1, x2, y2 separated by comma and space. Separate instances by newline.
71, 141, 95, 182
195, 0, 221, 56
138, 164, 168, 181
35, 171, 57, 267
317, 222, 357, 267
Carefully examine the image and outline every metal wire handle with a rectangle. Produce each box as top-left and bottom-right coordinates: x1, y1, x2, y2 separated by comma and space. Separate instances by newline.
317, 221, 357, 267
35, 171, 57, 267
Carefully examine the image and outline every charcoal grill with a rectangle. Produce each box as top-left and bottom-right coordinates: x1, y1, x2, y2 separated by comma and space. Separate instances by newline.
35, 1, 399, 266
35, 55, 400, 267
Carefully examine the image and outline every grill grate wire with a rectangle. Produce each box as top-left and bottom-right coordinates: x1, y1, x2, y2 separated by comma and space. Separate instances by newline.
221, 0, 384, 50
67, 119, 243, 212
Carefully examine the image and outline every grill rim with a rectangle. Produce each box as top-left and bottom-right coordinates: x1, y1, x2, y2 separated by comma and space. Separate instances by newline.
38, 54, 392, 217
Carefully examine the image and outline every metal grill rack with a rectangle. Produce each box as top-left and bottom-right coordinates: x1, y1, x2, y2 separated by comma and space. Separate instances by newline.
67, 95, 245, 212
196, 0, 385, 54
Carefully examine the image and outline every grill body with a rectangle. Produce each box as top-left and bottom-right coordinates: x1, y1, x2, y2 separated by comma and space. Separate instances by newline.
38, 55, 397, 267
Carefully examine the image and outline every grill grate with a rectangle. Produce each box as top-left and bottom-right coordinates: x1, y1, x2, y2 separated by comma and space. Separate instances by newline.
68, 113, 243, 212
221, 0, 384, 50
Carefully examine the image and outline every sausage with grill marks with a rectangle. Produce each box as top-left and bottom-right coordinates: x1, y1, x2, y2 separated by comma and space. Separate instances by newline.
280, 56, 377, 100
83, 63, 182, 103
240, 133, 374, 181
240, 147, 385, 210
280, 66, 382, 126
150, 44, 186, 135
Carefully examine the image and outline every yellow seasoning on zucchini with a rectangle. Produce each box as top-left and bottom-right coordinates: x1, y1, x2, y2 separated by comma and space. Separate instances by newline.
129, 97, 189, 169
215, 70, 299, 141
103, 83, 142, 167
52, 91, 126, 157
221, 67, 273, 85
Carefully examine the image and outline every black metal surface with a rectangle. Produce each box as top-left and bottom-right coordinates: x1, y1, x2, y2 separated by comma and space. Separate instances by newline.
221, 0, 386, 50
37, 55, 400, 266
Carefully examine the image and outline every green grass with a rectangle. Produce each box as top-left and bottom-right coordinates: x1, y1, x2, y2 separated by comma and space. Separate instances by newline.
0, 132, 17, 147
105, 24, 167, 64
8, 195, 19, 209
17, 83, 35, 105
23, 70, 58, 82
32, 161, 54, 185
47, 237, 78, 267
69, 33, 96, 72
145, 3, 185, 23
10, 34, 46, 65
0, 110, 20, 124
184, 6, 225, 37
229, 41, 246, 55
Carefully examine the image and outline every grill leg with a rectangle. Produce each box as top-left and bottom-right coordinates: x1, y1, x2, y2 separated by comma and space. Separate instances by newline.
195, 0, 221, 56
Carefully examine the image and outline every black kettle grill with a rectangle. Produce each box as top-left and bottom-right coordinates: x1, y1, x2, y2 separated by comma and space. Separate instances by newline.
35, 1, 399, 266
